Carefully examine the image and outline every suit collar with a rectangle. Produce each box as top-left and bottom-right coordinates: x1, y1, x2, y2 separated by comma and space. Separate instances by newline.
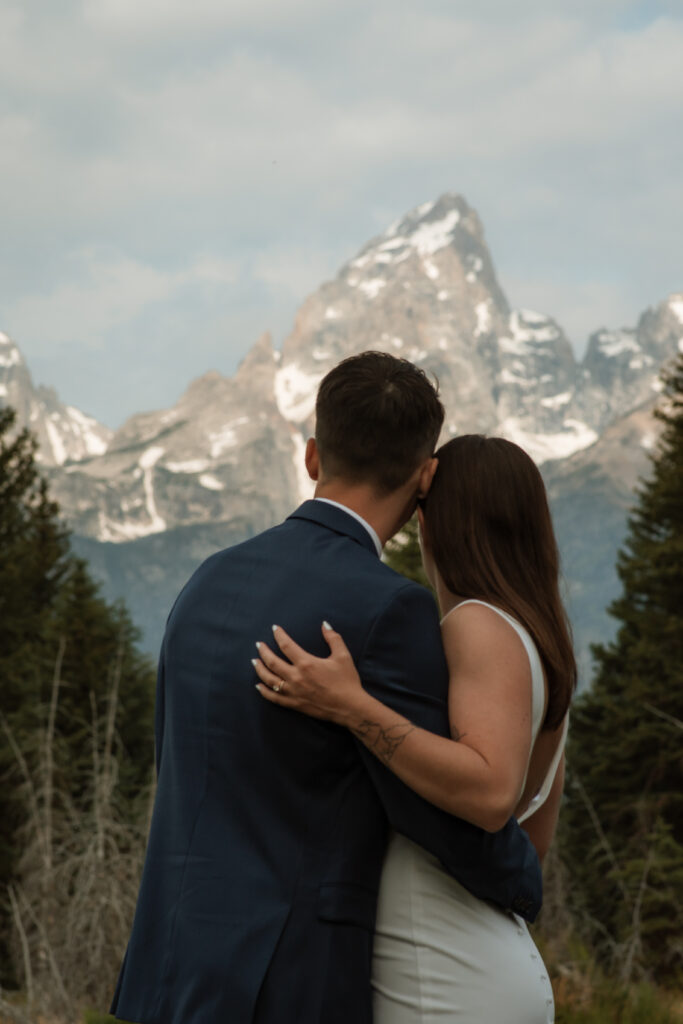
287, 499, 380, 557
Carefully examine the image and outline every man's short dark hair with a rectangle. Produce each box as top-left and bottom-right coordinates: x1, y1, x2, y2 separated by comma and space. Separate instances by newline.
315, 351, 444, 494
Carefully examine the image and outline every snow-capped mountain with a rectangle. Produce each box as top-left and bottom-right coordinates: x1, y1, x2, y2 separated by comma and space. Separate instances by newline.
36, 192, 682, 546
48, 332, 300, 543
275, 194, 586, 462
2, 192, 681, 677
0, 331, 112, 465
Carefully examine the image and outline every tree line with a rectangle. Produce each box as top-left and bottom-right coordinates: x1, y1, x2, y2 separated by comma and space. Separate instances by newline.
0, 407, 155, 1021
1, 356, 682, 1021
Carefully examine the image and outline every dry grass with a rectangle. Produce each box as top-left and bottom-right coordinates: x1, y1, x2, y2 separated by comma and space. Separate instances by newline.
1, 639, 152, 1024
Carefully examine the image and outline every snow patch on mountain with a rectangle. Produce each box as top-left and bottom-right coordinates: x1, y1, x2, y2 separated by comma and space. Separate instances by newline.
97, 512, 157, 543
291, 431, 315, 504
346, 202, 461, 282
0, 345, 21, 368
357, 277, 386, 299
474, 301, 491, 336
669, 296, 683, 323
595, 329, 640, 357
166, 459, 210, 474
541, 391, 573, 410
409, 209, 461, 256
275, 364, 322, 423
139, 446, 166, 534
510, 310, 559, 345
499, 417, 598, 464
208, 426, 237, 457
465, 255, 483, 283
45, 418, 67, 465
199, 473, 224, 491
500, 369, 533, 387
65, 407, 109, 456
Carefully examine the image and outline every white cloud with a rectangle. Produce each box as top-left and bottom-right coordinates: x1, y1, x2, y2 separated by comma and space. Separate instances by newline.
6, 252, 238, 350
0, 1, 681, 425
83, 0, 334, 36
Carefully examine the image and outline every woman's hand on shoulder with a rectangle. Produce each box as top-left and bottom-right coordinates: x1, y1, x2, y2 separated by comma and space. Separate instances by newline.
252, 622, 368, 725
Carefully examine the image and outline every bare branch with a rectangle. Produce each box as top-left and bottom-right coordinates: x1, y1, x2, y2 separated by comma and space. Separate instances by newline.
43, 634, 66, 876
569, 771, 630, 905
7, 885, 33, 1006
641, 701, 683, 731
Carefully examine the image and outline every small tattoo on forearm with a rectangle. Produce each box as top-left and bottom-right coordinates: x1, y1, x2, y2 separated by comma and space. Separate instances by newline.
351, 720, 416, 765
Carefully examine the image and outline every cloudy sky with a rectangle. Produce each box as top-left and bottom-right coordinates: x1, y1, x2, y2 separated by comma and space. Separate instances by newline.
1, 0, 682, 427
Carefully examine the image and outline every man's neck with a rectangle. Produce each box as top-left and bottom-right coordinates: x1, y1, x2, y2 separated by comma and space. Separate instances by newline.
313, 482, 411, 549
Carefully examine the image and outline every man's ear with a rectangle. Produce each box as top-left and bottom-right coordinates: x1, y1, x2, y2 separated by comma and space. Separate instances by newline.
305, 437, 320, 481
417, 457, 438, 500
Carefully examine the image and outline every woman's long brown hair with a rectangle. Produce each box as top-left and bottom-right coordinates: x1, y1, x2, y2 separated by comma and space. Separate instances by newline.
422, 435, 576, 729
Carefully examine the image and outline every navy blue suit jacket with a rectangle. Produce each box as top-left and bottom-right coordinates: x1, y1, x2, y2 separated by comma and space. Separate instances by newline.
111, 500, 541, 1024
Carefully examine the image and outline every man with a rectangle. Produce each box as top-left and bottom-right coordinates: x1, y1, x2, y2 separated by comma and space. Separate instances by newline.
111, 352, 541, 1024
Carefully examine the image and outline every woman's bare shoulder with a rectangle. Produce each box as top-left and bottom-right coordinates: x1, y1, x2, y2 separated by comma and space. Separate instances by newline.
441, 602, 530, 672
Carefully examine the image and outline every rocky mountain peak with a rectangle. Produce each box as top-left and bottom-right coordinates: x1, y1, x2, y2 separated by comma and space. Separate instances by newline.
578, 292, 683, 429
0, 329, 24, 364
333, 191, 510, 323
275, 194, 588, 461
4, 190, 682, 553
0, 331, 112, 466
235, 331, 279, 396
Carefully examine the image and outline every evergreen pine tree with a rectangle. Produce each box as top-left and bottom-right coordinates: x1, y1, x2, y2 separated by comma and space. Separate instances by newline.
0, 406, 155, 990
0, 410, 73, 979
561, 355, 683, 985
0, 409, 71, 714
48, 559, 155, 810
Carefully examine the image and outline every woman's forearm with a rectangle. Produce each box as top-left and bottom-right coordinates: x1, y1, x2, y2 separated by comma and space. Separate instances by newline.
340, 691, 518, 832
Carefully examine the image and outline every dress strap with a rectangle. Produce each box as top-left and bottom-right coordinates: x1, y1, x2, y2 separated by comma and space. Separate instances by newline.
442, 600, 546, 740
516, 716, 568, 822
441, 599, 547, 792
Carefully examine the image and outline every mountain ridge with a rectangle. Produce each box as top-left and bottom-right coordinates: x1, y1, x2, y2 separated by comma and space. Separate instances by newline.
2, 191, 682, 679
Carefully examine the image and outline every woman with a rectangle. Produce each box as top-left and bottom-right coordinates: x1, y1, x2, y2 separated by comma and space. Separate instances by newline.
253, 435, 575, 1023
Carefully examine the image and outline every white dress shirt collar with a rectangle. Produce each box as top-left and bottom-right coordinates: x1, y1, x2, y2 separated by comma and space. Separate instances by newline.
314, 498, 383, 557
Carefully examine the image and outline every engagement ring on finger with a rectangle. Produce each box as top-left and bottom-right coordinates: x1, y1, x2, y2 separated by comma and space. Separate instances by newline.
273, 679, 285, 693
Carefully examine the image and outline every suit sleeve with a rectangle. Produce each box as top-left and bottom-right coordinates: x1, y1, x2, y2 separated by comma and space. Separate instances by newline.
356, 582, 542, 921
154, 583, 188, 777
154, 645, 166, 777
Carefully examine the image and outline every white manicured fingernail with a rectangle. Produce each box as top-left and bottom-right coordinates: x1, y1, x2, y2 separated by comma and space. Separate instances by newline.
322, 620, 333, 631
251, 659, 258, 668
272, 624, 279, 633
255, 641, 261, 652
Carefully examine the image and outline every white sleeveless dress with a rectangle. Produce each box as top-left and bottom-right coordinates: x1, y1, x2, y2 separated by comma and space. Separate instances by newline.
371, 600, 567, 1023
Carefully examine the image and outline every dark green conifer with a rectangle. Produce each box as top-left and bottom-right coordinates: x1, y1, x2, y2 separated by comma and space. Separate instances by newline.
49, 559, 155, 809
0, 410, 72, 977
561, 355, 683, 984
0, 407, 155, 988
